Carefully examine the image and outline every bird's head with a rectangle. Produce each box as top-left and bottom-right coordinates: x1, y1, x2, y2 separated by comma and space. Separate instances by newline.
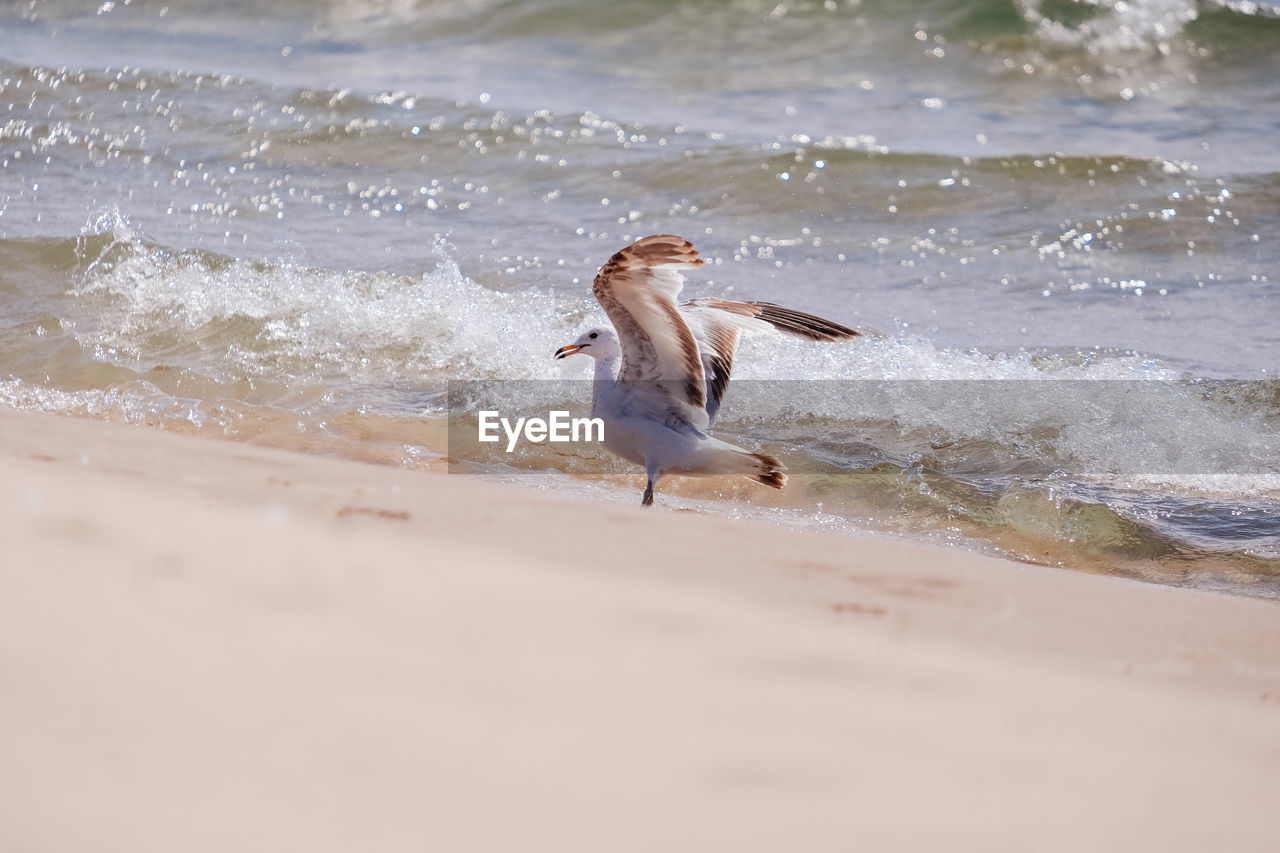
554, 327, 620, 361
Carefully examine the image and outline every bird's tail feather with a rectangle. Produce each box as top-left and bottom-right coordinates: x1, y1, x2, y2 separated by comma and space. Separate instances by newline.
682, 443, 788, 489
748, 452, 787, 489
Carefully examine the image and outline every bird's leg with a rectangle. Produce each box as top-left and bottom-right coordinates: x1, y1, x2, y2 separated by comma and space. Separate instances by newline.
642, 458, 659, 507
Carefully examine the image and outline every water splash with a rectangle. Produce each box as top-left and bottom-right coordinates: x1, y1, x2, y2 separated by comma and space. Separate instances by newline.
1018, 0, 1201, 53
1018, 0, 1280, 54
65, 210, 582, 385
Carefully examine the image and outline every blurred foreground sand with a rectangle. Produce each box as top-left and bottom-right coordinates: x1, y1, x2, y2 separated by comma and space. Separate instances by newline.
1, 408, 1277, 851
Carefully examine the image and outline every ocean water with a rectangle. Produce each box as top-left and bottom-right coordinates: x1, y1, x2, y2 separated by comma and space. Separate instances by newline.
1, 0, 1278, 595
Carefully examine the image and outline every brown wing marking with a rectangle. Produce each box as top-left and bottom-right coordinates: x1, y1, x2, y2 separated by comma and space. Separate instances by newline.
689, 297, 860, 342
593, 235, 708, 411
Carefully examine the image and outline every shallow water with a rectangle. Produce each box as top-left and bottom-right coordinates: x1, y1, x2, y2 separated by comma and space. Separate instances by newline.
2, 0, 1278, 595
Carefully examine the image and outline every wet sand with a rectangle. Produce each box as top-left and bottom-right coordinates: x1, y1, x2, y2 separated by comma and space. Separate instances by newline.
1, 408, 1277, 851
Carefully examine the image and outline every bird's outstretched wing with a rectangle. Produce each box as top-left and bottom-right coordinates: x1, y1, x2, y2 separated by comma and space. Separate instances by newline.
681, 297, 861, 423
593, 234, 709, 431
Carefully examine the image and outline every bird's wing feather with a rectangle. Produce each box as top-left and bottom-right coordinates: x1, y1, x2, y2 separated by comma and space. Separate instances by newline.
683, 297, 861, 342
678, 303, 750, 425
681, 297, 861, 422
593, 235, 709, 431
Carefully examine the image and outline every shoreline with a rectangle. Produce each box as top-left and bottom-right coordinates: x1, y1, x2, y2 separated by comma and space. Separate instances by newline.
2, 407, 1278, 850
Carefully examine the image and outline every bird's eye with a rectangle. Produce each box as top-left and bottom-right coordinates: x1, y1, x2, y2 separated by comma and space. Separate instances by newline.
588, 332, 598, 339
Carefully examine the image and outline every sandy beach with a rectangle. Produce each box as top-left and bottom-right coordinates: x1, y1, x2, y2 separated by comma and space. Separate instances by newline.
0, 407, 1277, 851
5, 0, 1280, 848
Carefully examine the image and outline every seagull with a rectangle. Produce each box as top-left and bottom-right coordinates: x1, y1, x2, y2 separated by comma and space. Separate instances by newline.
554, 234, 859, 506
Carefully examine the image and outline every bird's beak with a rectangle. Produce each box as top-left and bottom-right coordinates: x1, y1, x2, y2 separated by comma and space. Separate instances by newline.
554, 343, 587, 360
